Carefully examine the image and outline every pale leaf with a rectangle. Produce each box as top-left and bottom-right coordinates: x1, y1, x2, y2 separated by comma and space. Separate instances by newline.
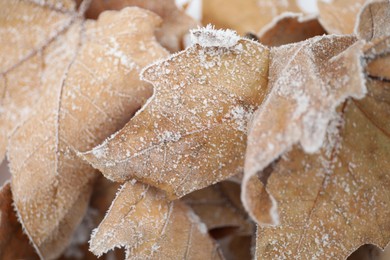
89, 182, 223, 259
8, 7, 167, 259
81, 27, 269, 199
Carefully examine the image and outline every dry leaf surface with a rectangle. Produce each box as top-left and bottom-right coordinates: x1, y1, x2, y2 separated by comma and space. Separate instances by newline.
8, 7, 168, 259
90, 182, 222, 259
243, 34, 366, 225
82, 28, 269, 199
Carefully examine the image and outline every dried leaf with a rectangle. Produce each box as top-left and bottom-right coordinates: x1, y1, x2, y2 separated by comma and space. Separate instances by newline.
0, 0, 78, 164
258, 13, 326, 47
318, 0, 366, 34
183, 181, 253, 234
8, 7, 167, 259
81, 27, 269, 199
202, 0, 299, 35
243, 35, 366, 225
216, 233, 253, 260
0, 182, 38, 259
89, 182, 223, 259
77, 0, 199, 52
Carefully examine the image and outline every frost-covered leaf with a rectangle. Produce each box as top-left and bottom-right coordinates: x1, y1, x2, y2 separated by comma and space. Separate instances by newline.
77, 0, 199, 52
258, 13, 326, 47
89, 182, 223, 259
318, 0, 366, 34
0, 181, 38, 259
8, 7, 167, 259
202, 0, 299, 35
356, 0, 390, 41
0, 0, 78, 164
183, 181, 253, 234
81, 27, 270, 199
243, 35, 366, 225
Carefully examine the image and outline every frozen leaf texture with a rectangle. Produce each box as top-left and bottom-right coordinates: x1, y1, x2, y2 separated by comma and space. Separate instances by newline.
202, 0, 299, 35
243, 35, 367, 225
318, 0, 366, 34
258, 13, 326, 47
90, 182, 222, 259
8, 7, 168, 259
183, 181, 253, 234
0, 0, 78, 164
81, 28, 270, 199
255, 2, 390, 258
0, 182, 38, 259
77, 0, 199, 52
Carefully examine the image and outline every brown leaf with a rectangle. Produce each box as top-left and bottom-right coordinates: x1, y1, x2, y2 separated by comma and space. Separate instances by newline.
243, 35, 366, 225
216, 233, 253, 260
183, 181, 253, 234
81, 27, 269, 199
89, 182, 223, 259
318, 0, 366, 34
0, 0, 78, 164
77, 0, 199, 52
0, 182, 38, 259
8, 7, 167, 259
202, 0, 299, 35
258, 13, 326, 47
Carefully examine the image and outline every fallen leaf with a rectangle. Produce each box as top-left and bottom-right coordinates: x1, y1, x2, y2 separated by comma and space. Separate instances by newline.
0, 181, 38, 259
243, 34, 366, 225
81, 27, 270, 199
0, 0, 79, 164
216, 233, 253, 260
89, 182, 223, 259
258, 13, 326, 47
251, 1, 390, 258
183, 181, 253, 234
318, 0, 366, 34
202, 0, 299, 35
8, 7, 168, 259
76, 0, 199, 52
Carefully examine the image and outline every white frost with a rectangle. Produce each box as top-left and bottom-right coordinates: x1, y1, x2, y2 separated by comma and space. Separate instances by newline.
190, 24, 240, 48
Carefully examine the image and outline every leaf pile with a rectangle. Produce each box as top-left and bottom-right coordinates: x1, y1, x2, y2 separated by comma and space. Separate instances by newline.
0, 0, 389, 259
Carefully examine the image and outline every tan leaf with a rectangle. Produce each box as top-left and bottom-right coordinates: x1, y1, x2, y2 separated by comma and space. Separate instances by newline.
183, 181, 253, 234
81, 27, 269, 199
318, 0, 366, 34
76, 0, 199, 52
89, 182, 223, 259
258, 13, 326, 47
0, 182, 38, 259
8, 7, 168, 259
202, 0, 299, 35
0, 0, 78, 164
243, 35, 366, 225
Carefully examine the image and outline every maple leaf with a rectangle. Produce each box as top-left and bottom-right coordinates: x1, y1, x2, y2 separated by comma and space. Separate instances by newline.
76, 0, 199, 52
245, 1, 390, 258
258, 13, 326, 47
318, 0, 366, 34
0, 0, 80, 164
80, 27, 270, 199
202, 0, 299, 35
89, 182, 223, 259
0, 181, 38, 259
7, 6, 168, 259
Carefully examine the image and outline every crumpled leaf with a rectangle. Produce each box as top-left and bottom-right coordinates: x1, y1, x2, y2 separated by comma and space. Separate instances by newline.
243, 34, 366, 225
76, 0, 199, 52
258, 13, 326, 47
0, 181, 38, 259
202, 0, 299, 35
0, 0, 78, 164
89, 182, 223, 259
318, 0, 366, 34
81, 27, 270, 199
252, 1, 390, 258
183, 181, 253, 234
8, 7, 168, 259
